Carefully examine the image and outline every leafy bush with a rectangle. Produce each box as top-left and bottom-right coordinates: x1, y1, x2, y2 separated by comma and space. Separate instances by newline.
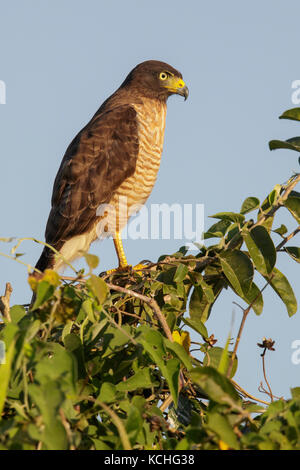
0, 108, 300, 450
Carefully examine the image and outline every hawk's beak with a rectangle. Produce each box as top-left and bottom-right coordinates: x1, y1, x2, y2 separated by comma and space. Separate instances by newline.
164, 77, 189, 100
177, 84, 189, 101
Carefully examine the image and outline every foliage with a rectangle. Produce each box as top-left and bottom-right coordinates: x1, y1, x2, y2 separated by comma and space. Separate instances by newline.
0, 108, 300, 450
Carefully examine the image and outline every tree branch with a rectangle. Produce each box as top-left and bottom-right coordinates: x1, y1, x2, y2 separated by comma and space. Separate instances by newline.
0, 282, 13, 322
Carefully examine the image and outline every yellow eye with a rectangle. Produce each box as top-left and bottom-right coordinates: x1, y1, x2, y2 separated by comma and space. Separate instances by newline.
159, 72, 168, 81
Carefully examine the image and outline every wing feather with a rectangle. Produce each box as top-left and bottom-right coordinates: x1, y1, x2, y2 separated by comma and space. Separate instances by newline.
45, 105, 139, 248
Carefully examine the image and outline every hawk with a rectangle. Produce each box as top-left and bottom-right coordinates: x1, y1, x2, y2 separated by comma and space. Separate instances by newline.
34, 60, 188, 275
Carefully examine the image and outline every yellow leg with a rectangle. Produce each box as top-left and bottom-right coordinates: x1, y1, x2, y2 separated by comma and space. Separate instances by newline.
105, 230, 148, 275
113, 231, 128, 268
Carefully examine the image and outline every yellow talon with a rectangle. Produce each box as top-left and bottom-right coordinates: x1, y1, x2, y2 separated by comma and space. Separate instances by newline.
105, 231, 149, 275
105, 263, 148, 276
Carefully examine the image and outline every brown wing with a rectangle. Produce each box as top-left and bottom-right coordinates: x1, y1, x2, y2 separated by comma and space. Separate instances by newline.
35, 105, 139, 272
46, 105, 138, 246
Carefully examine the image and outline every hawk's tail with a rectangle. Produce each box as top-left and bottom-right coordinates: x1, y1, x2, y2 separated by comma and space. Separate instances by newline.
34, 246, 55, 274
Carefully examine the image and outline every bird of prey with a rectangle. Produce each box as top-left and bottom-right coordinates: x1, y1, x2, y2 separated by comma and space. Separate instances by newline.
34, 60, 188, 275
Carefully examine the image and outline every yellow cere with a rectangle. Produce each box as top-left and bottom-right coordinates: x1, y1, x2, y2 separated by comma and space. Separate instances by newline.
164, 76, 186, 91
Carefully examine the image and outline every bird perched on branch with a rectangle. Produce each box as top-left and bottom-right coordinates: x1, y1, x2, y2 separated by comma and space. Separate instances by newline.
34, 60, 188, 275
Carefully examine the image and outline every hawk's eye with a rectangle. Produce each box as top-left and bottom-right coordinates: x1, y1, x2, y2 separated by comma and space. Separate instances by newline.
159, 72, 168, 81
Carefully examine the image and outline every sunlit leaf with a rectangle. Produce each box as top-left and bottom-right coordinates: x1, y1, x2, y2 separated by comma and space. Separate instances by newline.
32, 281, 55, 310
203, 346, 238, 378
243, 225, 276, 276
218, 250, 254, 297
269, 137, 300, 152
240, 197, 260, 215
285, 246, 300, 263
273, 225, 288, 236
88, 275, 108, 304
279, 108, 300, 122
182, 316, 208, 340
266, 267, 297, 317
207, 412, 240, 449
284, 196, 300, 223
174, 264, 188, 282
84, 253, 99, 270
210, 212, 245, 224
191, 366, 240, 404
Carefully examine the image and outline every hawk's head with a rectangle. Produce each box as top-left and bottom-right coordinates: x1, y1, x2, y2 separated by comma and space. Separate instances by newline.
120, 60, 189, 101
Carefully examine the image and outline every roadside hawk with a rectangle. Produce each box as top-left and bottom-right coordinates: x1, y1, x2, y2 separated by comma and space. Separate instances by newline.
34, 60, 188, 274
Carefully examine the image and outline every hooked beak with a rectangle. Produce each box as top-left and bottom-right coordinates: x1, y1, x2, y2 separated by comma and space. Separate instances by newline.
177, 84, 189, 100
163, 76, 189, 100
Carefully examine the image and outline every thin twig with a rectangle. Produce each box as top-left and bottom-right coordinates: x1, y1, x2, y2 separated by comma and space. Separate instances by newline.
83, 396, 132, 450
159, 393, 175, 412
261, 354, 273, 402
227, 280, 270, 377
276, 225, 300, 251
59, 408, 75, 450
106, 282, 174, 342
231, 379, 269, 406
0, 282, 13, 322
258, 382, 281, 400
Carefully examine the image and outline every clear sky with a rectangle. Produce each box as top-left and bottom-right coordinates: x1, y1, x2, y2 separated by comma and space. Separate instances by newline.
1, 0, 300, 400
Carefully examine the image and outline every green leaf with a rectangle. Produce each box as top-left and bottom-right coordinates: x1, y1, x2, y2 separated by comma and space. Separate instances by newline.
126, 405, 143, 444
266, 267, 297, 317
138, 326, 180, 407
198, 277, 215, 303
240, 197, 260, 215
29, 381, 68, 450
64, 333, 82, 352
42, 420, 68, 451
173, 264, 188, 282
273, 224, 288, 236
189, 285, 213, 323
84, 253, 99, 270
35, 343, 77, 393
182, 317, 208, 340
243, 225, 276, 276
116, 368, 155, 392
189, 277, 224, 323
259, 196, 275, 232
0, 340, 15, 415
210, 212, 245, 224
32, 280, 55, 310
102, 324, 132, 357
9, 305, 27, 324
82, 299, 97, 323
164, 338, 193, 371
203, 346, 238, 378
88, 275, 108, 304
268, 185, 281, 205
97, 383, 117, 403
284, 196, 300, 223
291, 387, 300, 399
269, 137, 300, 152
191, 367, 240, 404
285, 246, 300, 263
204, 219, 232, 239
239, 281, 264, 315
279, 108, 300, 122
218, 250, 254, 297
207, 411, 240, 449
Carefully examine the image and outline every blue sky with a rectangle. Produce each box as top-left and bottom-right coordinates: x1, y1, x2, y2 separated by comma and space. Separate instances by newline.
1, 0, 300, 400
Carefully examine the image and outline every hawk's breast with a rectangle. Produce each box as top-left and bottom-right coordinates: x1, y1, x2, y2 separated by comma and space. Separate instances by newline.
107, 97, 167, 231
